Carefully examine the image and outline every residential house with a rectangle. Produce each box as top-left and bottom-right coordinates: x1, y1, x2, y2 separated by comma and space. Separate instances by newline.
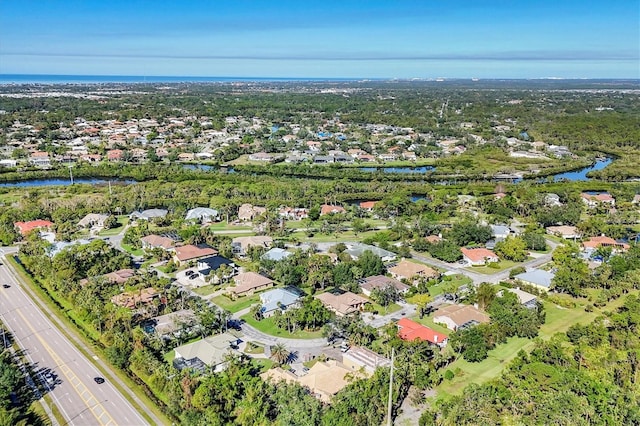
388, 259, 439, 283
359, 201, 377, 211
544, 193, 562, 206
248, 152, 274, 162
546, 225, 581, 239
174, 332, 242, 373
141, 234, 177, 250
378, 153, 397, 162
151, 309, 196, 337
106, 149, 124, 161
238, 204, 267, 221
196, 255, 235, 278
174, 244, 218, 263
358, 275, 410, 297
397, 318, 448, 347
261, 247, 292, 262
320, 204, 346, 215
633, 194, 640, 205
503, 288, 538, 309
582, 236, 630, 253
313, 155, 334, 164
581, 192, 615, 208
278, 207, 309, 221
80, 268, 135, 287
103, 268, 136, 285
342, 346, 391, 374
357, 154, 376, 162
259, 287, 303, 317
461, 247, 499, 266
77, 213, 109, 230
129, 209, 168, 221
185, 207, 219, 223
490, 225, 510, 241
315, 291, 368, 316
232, 236, 273, 256
261, 360, 363, 403
0, 159, 17, 167
433, 304, 490, 331
347, 148, 367, 158
229, 272, 274, 297
29, 151, 51, 167
344, 243, 396, 262
425, 235, 442, 244
14, 219, 54, 236
513, 269, 555, 292
111, 287, 158, 309
178, 153, 195, 161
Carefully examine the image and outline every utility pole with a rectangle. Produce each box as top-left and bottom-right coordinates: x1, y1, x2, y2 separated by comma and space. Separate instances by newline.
387, 347, 394, 426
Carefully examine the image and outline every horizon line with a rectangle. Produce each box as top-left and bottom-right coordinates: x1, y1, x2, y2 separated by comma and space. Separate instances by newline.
2, 73, 639, 81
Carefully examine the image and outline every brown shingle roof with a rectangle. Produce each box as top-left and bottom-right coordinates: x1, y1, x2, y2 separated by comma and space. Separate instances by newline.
230, 272, 274, 295
141, 234, 176, 249
174, 244, 218, 261
315, 292, 368, 316
388, 260, 438, 280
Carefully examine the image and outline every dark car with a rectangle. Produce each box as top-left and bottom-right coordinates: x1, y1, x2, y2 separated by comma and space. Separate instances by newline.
2, 284, 10, 289
93, 377, 105, 384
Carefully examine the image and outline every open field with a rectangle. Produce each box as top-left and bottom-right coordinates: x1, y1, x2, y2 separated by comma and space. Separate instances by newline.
433, 291, 637, 398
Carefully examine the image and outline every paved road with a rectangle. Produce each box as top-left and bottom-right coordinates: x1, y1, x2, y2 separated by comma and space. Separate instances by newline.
0, 260, 149, 426
410, 238, 559, 286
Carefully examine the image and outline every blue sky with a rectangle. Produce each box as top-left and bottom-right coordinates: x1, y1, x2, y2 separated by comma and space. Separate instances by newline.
0, 0, 638, 78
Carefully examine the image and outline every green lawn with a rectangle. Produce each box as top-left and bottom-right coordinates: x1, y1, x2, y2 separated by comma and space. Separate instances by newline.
368, 302, 402, 315
163, 350, 174, 363
121, 243, 144, 256
192, 285, 218, 297
211, 294, 260, 313
98, 216, 129, 236
411, 316, 451, 335
253, 358, 275, 372
429, 275, 473, 297
438, 337, 535, 396
244, 342, 265, 354
434, 298, 603, 398
240, 314, 324, 339
208, 222, 253, 231
467, 259, 521, 274
289, 229, 381, 243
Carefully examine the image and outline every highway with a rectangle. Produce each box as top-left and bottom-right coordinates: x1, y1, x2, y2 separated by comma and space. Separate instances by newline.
0, 258, 149, 426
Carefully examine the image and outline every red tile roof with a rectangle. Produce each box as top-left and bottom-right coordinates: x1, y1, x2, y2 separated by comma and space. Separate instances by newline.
397, 318, 448, 344
582, 236, 629, 251
14, 220, 54, 235
320, 204, 346, 215
359, 201, 377, 210
461, 247, 498, 262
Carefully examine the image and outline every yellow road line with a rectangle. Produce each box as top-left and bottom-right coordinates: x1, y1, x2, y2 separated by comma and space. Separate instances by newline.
16, 308, 117, 426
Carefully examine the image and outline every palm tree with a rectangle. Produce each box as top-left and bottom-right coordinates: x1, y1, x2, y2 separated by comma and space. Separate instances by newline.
270, 343, 290, 365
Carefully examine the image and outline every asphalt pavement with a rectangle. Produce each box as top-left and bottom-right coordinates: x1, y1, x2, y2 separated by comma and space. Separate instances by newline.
0, 259, 150, 426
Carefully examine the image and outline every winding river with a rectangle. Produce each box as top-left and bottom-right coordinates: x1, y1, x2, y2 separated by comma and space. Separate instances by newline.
0, 158, 614, 188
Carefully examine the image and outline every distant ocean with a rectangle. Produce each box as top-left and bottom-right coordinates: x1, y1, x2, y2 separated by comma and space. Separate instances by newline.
0, 74, 364, 84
